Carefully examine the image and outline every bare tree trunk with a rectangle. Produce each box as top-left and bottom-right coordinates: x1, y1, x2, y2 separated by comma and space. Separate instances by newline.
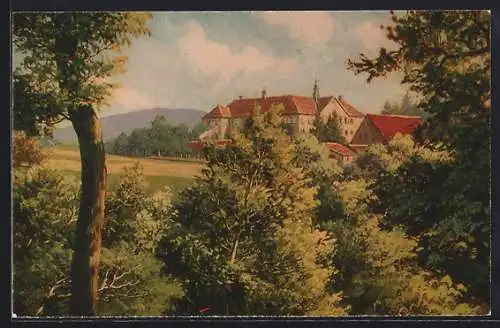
69, 106, 107, 316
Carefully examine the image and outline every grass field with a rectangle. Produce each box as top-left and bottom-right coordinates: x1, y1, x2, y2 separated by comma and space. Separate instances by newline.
44, 145, 205, 197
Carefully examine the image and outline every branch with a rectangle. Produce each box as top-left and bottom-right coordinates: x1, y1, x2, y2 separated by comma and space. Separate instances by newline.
35, 277, 69, 315
438, 47, 490, 67
109, 279, 141, 290
46, 115, 69, 126
112, 269, 132, 283
99, 269, 111, 291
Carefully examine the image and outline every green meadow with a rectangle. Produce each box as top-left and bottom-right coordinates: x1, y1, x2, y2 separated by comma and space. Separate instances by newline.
45, 144, 204, 197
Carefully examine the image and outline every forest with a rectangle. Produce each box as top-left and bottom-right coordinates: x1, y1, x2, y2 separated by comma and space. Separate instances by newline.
105, 116, 207, 158
12, 11, 490, 316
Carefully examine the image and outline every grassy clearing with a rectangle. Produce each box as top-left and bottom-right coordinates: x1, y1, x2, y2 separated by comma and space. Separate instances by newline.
45, 146, 204, 196
61, 169, 194, 198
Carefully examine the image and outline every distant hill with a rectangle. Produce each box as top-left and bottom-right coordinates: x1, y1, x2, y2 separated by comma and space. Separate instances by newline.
53, 108, 207, 143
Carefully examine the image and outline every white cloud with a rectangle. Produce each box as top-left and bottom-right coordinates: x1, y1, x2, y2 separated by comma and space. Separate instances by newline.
353, 21, 397, 52
258, 11, 336, 47
111, 84, 158, 112
178, 21, 298, 91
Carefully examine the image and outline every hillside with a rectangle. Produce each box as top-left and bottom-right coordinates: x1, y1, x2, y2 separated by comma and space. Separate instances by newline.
53, 108, 207, 143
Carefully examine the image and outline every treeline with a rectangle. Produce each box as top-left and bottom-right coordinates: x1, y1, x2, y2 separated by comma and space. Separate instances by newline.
105, 115, 207, 158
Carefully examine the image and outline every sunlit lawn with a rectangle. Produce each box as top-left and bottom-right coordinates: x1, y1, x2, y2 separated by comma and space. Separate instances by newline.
44, 145, 204, 198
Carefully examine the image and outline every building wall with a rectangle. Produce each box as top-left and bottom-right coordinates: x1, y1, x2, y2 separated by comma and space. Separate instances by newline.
203, 105, 363, 142
227, 117, 246, 136
348, 117, 364, 143
297, 114, 314, 133
330, 152, 354, 166
350, 117, 385, 146
203, 117, 230, 139
320, 100, 364, 143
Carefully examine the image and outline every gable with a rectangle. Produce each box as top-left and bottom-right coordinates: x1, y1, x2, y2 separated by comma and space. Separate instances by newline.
350, 116, 385, 145
368, 114, 423, 142
320, 99, 346, 120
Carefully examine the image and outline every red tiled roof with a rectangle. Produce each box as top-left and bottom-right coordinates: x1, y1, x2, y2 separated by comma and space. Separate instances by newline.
323, 142, 354, 157
227, 95, 318, 117
336, 97, 365, 117
317, 96, 334, 111
348, 144, 369, 153
204, 94, 364, 119
203, 105, 232, 119
189, 139, 232, 152
367, 114, 423, 142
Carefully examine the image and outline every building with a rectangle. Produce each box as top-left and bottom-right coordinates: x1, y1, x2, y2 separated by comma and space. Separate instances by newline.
323, 142, 355, 166
349, 114, 424, 151
197, 84, 365, 144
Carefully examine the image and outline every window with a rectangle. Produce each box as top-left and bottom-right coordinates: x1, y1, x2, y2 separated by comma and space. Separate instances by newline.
350, 130, 354, 135
350, 118, 353, 124
344, 117, 348, 124
345, 130, 348, 135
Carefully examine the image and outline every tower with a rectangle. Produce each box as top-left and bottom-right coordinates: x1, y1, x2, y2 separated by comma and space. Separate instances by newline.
312, 79, 320, 104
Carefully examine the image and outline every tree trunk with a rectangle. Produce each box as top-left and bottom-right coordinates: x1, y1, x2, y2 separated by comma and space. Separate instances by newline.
69, 106, 107, 316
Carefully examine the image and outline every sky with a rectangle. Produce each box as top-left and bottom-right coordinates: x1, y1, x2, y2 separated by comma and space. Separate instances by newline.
17, 11, 409, 119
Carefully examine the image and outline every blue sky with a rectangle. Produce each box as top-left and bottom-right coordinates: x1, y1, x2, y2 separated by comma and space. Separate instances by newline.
19, 11, 409, 118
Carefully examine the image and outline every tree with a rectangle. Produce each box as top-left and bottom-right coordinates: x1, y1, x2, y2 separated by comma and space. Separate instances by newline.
13, 12, 152, 315
13, 166, 79, 316
190, 121, 208, 140
381, 92, 422, 116
160, 104, 345, 315
99, 163, 182, 315
347, 11, 490, 155
312, 114, 347, 144
321, 177, 478, 315
12, 131, 45, 168
107, 118, 202, 158
13, 164, 182, 316
347, 10, 490, 306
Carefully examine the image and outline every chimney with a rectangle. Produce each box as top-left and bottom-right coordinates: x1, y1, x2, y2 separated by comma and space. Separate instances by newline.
238, 95, 243, 100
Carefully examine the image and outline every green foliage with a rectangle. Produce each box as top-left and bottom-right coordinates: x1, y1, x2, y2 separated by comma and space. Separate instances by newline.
348, 11, 490, 156
311, 114, 347, 144
381, 92, 423, 117
292, 134, 344, 226
373, 147, 489, 304
99, 163, 182, 315
322, 177, 480, 315
13, 164, 182, 316
12, 131, 46, 168
13, 12, 152, 135
106, 116, 205, 158
13, 12, 154, 315
13, 166, 79, 316
348, 11, 490, 307
161, 104, 346, 315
